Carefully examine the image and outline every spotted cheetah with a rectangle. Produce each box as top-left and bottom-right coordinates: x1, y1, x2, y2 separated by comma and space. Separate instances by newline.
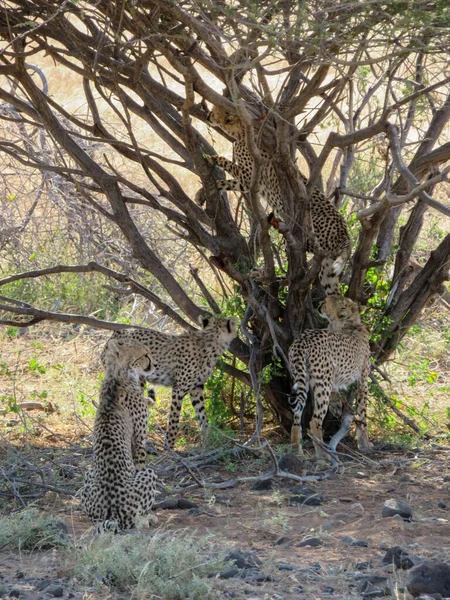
288, 296, 371, 458
80, 340, 157, 533
205, 106, 351, 295
102, 315, 238, 449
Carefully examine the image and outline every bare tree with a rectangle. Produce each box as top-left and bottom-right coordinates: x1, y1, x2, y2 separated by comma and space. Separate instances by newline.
0, 0, 450, 432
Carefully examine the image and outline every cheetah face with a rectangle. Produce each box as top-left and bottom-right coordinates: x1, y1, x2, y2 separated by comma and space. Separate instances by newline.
208, 106, 244, 139
318, 296, 361, 327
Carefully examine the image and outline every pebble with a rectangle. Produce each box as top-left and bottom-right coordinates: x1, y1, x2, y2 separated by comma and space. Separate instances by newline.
296, 536, 324, 548
382, 546, 414, 570
342, 535, 368, 547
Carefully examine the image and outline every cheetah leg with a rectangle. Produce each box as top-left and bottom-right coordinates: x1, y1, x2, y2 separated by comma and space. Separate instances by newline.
289, 381, 308, 455
134, 466, 158, 527
205, 155, 251, 192
189, 385, 209, 447
354, 370, 372, 452
166, 388, 185, 449
309, 378, 332, 459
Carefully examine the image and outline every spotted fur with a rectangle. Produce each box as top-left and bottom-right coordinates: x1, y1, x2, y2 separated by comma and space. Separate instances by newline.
288, 296, 371, 458
101, 315, 238, 448
206, 106, 351, 295
79, 340, 157, 533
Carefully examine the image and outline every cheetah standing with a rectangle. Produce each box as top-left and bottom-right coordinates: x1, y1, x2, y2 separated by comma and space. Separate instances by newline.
205, 105, 351, 295
80, 340, 157, 533
102, 315, 238, 448
288, 296, 371, 458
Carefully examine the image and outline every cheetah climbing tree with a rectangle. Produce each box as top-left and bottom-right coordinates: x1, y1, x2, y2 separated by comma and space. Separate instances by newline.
0, 1, 450, 434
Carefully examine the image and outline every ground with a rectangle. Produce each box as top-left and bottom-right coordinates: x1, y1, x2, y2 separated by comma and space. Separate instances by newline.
1, 325, 450, 599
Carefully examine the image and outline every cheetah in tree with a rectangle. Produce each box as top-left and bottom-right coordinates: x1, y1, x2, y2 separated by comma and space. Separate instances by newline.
102, 315, 239, 449
288, 296, 371, 458
205, 105, 351, 296
80, 340, 157, 533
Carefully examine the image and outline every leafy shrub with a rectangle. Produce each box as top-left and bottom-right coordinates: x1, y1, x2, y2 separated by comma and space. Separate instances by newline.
0, 509, 71, 551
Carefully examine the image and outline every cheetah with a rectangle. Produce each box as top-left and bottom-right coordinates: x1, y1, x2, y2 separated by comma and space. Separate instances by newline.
101, 315, 238, 449
205, 105, 351, 295
288, 296, 371, 458
80, 340, 157, 533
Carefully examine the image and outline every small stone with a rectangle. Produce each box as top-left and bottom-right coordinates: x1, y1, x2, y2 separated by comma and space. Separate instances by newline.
278, 453, 304, 475
382, 498, 413, 520
438, 501, 446, 509
355, 561, 372, 571
36, 580, 51, 592
296, 536, 324, 548
342, 535, 368, 547
443, 476, 450, 482
356, 574, 391, 595
219, 567, 240, 579
251, 479, 273, 491
355, 471, 368, 479
275, 536, 292, 546
382, 546, 414, 570
322, 586, 334, 593
289, 486, 323, 506
339, 497, 354, 503
407, 561, 450, 597
176, 498, 199, 510
277, 563, 299, 571
46, 586, 64, 598
225, 549, 262, 570
10, 589, 24, 598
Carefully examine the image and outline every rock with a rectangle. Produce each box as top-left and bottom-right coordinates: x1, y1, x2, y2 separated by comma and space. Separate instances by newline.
45, 586, 64, 598
342, 535, 368, 547
382, 498, 413, 520
416, 595, 443, 600
289, 485, 323, 506
218, 567, 240, 579
296, 536, 324, 548
176, 498, 199, 510
277, 563, 299, 571
355, 561, 372, 571
36, 580, 52, 592
278, 453, 304, 475
154, 498, 178, 510
438, 501, 446, 509
322, 587, 334, 594
275, 536, 292, 546
382, 546, 414, 570
407, 561, 450, 597
356, 574, 391, 596
355, 472, 368, 479
251, 479, 273, 491
9, 588, 25, 598
339, 497, 354, 503
224, 549, 262, 570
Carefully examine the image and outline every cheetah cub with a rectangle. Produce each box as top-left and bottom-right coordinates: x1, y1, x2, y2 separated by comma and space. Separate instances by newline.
288, 296, 371, 458
205, 105, 351, 296
80, 340, 157, 533
102, 315, 238, 449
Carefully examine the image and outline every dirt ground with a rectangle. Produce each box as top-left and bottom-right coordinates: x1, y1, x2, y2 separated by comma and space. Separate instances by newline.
1, 443, 450, 600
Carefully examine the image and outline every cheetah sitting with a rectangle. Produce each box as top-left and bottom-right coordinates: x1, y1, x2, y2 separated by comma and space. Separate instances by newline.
288, 296, 371, 458
80, 340, 157, 533
205, 105, 351, 295
101, 315, 238, 449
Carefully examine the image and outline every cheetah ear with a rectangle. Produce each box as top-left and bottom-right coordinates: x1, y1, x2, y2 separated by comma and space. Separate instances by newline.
107, 339, 120, 354
199, 315, 210, 329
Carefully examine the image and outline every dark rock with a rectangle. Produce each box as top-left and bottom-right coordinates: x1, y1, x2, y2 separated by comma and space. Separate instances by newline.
244, 571, 275, 583
339, 497, 354, 503
154, 499, 180, 510
354, 472, 368, 479
275, 536, 292, 546
218, 567, 240, 579
356, 574, 391, 596
438, 501, 446, 509
177, 498, 199, 510
342, 535, 368, 547
289, 486, 323, 506
407, 561, 450, 597
382, 498, 413, 520
277, 563, 299, 571
382, 546, 414, 570
225, 549, 262, 570
251, 479, 273, 491
36, 580, 51, 591
296, 536, 324, 548
9, 589, 24, 598
46, 586, 64, 598
355, 561, 372, 571
322, 587, 334, 593
278, 453, 304, 475
443, 476, 450, 482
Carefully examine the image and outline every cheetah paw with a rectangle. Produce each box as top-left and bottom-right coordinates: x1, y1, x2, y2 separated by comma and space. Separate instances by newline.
203, 153, 218, 165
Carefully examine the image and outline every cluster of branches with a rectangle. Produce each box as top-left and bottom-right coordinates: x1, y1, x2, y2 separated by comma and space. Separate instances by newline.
0, 1, 450, 427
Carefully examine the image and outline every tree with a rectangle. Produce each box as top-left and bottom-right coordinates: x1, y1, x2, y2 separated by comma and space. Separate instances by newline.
0, 0, 449, 435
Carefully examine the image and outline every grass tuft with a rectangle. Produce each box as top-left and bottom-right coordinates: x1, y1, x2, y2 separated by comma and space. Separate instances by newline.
0, 509, 72, 551
68, 530, 225, 599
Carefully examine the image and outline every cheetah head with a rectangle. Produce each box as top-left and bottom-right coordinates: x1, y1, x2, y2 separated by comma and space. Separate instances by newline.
198, 314, 239, 340
318, 296, 362, 328
101, 339, 155, 376
208, 106, 244, 139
